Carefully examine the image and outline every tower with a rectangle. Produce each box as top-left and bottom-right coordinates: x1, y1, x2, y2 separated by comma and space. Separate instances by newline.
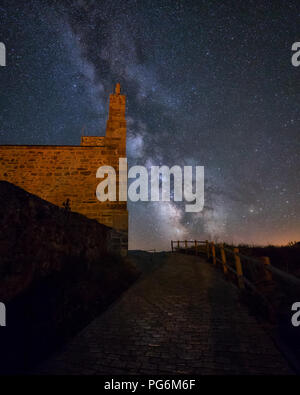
105, 83, 126, 155
80, 83, 126, 150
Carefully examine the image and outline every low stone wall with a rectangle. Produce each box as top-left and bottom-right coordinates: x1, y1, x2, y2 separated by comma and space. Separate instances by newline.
0, 181, 130, 301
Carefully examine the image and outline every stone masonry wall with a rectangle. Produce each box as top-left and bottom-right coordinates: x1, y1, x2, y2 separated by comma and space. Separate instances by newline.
0, 145, 127, 231
0, 84, 128, 253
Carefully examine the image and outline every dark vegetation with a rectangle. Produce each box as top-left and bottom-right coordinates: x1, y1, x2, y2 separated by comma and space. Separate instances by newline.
237, 242, 300, 277
235, 243, 300, 372
0, 181, 139, 374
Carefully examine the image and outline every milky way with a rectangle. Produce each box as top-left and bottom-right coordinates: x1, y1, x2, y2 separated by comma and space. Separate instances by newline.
0, 0, 299, 249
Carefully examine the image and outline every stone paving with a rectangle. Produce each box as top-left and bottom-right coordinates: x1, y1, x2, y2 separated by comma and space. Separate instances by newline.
38, 253, 292, 374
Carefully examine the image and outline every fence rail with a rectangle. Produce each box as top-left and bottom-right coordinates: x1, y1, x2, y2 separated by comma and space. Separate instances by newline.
171, 240, 207, 256
171, 239, 300, 292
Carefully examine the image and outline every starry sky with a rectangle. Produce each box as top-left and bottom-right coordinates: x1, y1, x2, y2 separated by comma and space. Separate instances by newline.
0, 0, 299, 250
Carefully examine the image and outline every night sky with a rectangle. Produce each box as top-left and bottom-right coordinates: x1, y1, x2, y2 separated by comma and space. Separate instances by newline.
0, 0, 299, 250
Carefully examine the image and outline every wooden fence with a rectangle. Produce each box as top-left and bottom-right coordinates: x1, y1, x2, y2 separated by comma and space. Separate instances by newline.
171, 240, 207, 256
171, 240, 300, 293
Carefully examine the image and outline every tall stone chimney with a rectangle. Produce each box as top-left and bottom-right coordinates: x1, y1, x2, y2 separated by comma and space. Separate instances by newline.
105, 83, 126, 155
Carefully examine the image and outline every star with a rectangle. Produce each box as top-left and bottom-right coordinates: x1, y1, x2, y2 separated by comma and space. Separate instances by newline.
0, 0, 299, 249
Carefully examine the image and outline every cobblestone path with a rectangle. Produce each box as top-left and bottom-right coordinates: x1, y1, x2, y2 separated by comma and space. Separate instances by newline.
38, 253, 292, 374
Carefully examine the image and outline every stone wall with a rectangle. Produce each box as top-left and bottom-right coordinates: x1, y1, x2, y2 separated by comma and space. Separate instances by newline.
0, 181, 132, 301
0, 84, 128, 252
0, 181, 138, 373
0, 145, 127, 231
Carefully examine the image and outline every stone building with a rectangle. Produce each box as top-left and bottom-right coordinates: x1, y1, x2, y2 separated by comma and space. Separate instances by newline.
0, 83, 128, 253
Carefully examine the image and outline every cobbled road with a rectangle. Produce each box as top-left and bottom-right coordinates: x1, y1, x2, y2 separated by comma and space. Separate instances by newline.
38, 253, 292, 374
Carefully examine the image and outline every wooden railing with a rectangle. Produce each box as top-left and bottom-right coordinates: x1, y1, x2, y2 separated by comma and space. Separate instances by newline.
171, 240, 207, 256
171, 240, 300, 292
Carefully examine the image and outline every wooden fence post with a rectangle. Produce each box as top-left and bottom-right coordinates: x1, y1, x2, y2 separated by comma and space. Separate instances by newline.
171, 240, 174, 252
206, 240, 210, 259
233, 247, 244, 289
177, 240, 180, 250
262, 256, 272, 281
211, 242, 216, 265
184, 240, 187, 252
194, 240, 198, 256
220, 243, 228, 274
